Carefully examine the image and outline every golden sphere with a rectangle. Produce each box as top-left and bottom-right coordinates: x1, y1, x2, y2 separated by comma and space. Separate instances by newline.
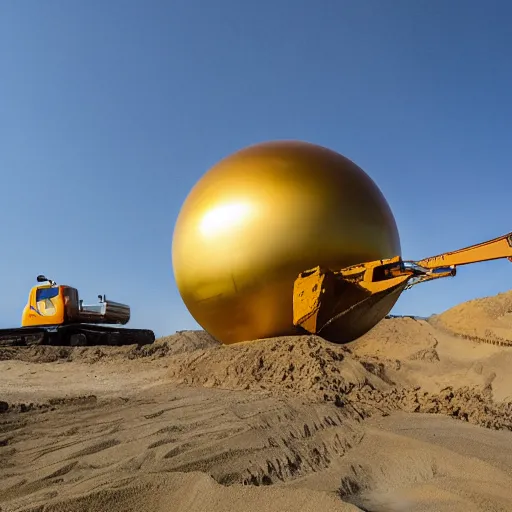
172, 140, 401, 344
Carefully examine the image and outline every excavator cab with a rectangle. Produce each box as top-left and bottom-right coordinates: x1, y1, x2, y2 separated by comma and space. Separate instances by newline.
22, 278, 66, 327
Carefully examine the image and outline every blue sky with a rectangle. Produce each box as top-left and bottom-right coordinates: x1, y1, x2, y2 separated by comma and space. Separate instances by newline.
1, 1, 511, 337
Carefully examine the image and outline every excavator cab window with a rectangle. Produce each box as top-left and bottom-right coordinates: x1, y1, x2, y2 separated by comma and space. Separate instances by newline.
35, 287, 60, 317
36, 287, 60, 302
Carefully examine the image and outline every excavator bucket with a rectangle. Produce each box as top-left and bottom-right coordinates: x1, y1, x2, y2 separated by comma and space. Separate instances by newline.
293, 265, 411, 343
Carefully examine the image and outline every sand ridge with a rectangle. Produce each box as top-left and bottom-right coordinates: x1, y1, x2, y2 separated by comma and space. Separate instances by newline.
430, 290, 512, 346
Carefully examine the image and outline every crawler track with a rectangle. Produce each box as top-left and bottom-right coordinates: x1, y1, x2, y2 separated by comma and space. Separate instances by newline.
0, 324, 155, 347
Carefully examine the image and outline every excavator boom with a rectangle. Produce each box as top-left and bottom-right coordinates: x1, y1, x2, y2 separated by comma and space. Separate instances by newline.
416, 232, 512, 269
293, 231, 512, 343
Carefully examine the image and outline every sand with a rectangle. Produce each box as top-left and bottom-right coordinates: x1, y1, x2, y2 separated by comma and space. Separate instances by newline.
1, 291, 512, 511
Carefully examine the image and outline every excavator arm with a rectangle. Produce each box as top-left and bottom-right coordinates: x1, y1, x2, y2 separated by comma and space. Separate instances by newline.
400, 232, 512, 289
417, 232, 512, 269
293, 231, 512, 342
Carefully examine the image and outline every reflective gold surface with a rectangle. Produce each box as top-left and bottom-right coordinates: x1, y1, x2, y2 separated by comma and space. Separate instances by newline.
172, 140, 401, 344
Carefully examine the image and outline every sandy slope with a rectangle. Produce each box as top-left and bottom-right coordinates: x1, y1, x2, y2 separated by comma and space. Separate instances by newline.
430, 290, 512, 346
1, 291, 512, 511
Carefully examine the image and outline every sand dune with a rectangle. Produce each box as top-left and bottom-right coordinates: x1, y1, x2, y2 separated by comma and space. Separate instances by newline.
430, 290, 512, 346
2, 291, 512, 511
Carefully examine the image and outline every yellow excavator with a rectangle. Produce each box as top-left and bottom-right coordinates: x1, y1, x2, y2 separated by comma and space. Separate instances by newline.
293, 232, 512, 343
0, 275, 155, 347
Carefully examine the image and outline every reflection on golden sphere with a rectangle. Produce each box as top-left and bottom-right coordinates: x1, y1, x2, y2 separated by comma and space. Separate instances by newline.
172, 140, 401, 344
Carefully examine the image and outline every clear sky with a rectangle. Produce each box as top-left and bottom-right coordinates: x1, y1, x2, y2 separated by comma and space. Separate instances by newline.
1, 1, 511, 337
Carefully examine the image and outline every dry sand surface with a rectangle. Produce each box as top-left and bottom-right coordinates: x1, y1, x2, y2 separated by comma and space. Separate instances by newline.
1, 291, 512, 511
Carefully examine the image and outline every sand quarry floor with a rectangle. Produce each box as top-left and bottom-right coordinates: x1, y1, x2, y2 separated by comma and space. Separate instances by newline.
2, 292, 512, 511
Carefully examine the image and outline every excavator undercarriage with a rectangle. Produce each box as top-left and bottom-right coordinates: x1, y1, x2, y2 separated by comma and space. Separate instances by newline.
0, 324, 155, 347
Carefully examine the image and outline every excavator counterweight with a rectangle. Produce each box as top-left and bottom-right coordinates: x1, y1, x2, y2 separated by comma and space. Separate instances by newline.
0, 276, 155, 347
293, 232, 512, 343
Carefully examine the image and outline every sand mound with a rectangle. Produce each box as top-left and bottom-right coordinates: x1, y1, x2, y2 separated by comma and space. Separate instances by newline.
349, 317, 440, 363
430, 290, 512, 345
0, 330, 219, 364
163, 331, 512, 432
166, 334, 392, 403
